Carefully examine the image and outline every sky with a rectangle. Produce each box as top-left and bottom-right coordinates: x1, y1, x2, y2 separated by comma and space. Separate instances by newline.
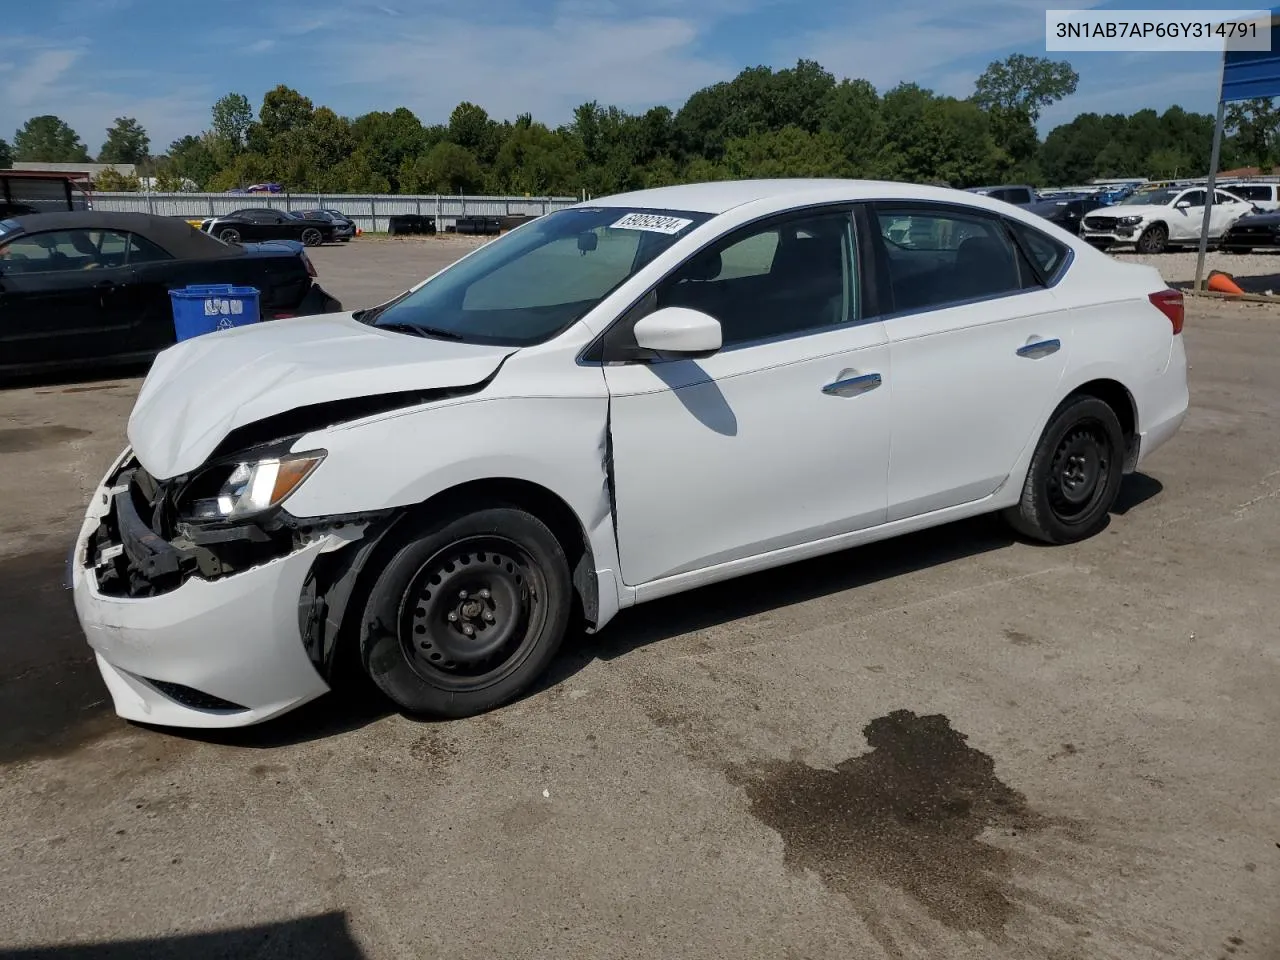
0, 0, 1237, 156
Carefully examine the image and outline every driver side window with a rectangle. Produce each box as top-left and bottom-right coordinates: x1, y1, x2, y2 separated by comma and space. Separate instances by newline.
1180, 190, 1206, 207
0, 230, 127, 274
655, 210, 858, 348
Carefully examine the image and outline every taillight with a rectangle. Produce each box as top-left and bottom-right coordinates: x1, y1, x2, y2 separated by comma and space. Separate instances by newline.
301, 253, 317, 278
1148, 288, 1184, 335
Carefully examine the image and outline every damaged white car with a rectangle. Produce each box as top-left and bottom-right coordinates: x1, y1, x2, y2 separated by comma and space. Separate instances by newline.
71, 180, 1189, 728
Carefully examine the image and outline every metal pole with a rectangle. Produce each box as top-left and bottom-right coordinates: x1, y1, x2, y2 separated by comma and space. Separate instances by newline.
1195, 50, 1228, 291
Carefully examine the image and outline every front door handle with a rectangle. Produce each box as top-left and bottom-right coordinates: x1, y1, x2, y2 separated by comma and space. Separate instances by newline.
1016, 338, 1061, 359
822, 371, 882, 397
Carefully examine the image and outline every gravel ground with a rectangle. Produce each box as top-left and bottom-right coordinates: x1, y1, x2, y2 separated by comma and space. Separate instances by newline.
1111, 248, 1280, 289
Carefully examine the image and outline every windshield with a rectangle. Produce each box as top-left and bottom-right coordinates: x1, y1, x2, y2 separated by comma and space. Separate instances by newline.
360, 206, 711, 346
1121, 189, 1177, 206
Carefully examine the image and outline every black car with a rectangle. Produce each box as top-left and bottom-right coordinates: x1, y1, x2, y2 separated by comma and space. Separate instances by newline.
1027, 196, 1106, 234
297, 209, 357, 241
0, 211, 342, 376
1219, 210, 1280, 253
199, 207, 338, 246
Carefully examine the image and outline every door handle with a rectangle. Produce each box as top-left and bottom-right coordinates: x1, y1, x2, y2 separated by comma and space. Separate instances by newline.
822, 371, 882, 397
1016, 338, 1060, 359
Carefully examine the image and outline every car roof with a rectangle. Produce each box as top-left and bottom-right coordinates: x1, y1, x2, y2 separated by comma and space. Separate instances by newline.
581, 178, 1033, 215
6, 210, 242, 260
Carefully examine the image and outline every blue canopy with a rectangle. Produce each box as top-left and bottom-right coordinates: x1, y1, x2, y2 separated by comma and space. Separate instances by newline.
1221, 10, 1280, 101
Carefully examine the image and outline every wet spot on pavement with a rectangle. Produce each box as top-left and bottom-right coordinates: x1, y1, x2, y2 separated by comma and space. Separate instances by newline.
1004, 629, 1037, 646
0, 426, 91, 454
730, 710, 1060, 951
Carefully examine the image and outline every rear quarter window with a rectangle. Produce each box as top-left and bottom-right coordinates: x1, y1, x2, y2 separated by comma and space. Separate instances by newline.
1008, 219, 1070, 282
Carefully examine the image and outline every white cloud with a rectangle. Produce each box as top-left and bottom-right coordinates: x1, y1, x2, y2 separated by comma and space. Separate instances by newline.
246, 38, 277, 54
332, 12, 736, 123
8, 48, 84, 108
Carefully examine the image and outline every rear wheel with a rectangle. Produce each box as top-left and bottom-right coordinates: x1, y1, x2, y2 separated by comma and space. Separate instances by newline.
1136, 223, 1168, 254
301, 227, 324, 247
359, 505, 572, 718
218, 227, 241, 244
1003, 396, 1125, 545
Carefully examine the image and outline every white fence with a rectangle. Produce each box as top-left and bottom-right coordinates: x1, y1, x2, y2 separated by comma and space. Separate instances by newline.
88, 192, 580, 232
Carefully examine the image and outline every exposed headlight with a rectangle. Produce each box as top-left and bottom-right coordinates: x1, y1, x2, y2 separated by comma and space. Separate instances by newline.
181, 451, 325, 522
1118, 215, 1144, 226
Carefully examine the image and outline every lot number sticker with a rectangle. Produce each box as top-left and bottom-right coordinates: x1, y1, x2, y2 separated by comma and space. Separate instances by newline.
610, 213, 693, 235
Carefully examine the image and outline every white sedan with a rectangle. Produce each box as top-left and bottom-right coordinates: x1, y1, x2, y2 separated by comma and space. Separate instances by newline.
1081, 185, 1253, 253
71, 179, 1189, 728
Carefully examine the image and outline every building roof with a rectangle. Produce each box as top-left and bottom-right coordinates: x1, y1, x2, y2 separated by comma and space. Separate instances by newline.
10, 161, 136, 178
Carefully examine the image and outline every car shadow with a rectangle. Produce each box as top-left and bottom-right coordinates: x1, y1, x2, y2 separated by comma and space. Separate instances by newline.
5, 911, 366, 959
0, 361, 151, 392
1111, 471, 1163, 515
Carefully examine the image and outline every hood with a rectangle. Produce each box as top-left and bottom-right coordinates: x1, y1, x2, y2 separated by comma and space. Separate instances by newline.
1228, 210, 1280, 227
128, 313, 515, 479
1087, 204, 1178, 221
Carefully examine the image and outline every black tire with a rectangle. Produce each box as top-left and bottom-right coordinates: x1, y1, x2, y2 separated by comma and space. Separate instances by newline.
218, 227, 241, 244
1003, 395, 1125, 545
301, 227, 324, 247
359, 505, 572, 718
1135, 223, 1168, 254
1228, 246, 1253, 254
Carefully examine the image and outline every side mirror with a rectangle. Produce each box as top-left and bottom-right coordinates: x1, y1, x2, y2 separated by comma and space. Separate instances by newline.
632, 306, 722, 360
577, 231, 598, 253
1175, 200, 1192, 209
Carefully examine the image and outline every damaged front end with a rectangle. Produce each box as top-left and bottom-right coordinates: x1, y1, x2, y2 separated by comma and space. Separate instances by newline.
82, 447, 398, 678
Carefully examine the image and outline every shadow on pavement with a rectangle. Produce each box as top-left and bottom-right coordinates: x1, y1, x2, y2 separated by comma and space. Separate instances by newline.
4, 911, 366, 959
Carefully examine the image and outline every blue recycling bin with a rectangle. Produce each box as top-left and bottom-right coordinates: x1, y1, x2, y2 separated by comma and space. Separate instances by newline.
169, 284, 261, 342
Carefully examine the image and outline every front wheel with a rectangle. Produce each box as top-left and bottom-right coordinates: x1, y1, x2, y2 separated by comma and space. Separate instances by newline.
301, 227, 324, 247
1003, 396, 1125, 545
1135, 223, 1168, 254
359, 506, 572, 718
218, 227, 241, 244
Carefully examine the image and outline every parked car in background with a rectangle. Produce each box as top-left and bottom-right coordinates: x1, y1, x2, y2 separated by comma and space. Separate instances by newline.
70, 179, 1187, 729
200, 208, 339, 246
1028, 195, 1107, 234
0, 211, 341, 376
296, 209, 356, 241
965, 184, 1038, 206
1219, 208, 1280, 252
1081, 186, 1254, 253
1220, 182, 1280, 212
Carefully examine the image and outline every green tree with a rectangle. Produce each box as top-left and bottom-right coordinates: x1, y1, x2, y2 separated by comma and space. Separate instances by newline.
0, 137, 11, 169
877, 84, 1001, 187
210, 92, 253, 163
491, 123, 581, 194
12, 115, 91, 162
723, 126, 848, 178
165, 135, 220, 188
400, 141, 484, 193
1146, 147, 1191, 179
351, 107, 428, 190
448, 102, 498, 162
973, 54, 1079, 123
820, 79, 883, 176
98, 117, 150, 164
94, 168, 142, 191
1226, 97, 1279, 169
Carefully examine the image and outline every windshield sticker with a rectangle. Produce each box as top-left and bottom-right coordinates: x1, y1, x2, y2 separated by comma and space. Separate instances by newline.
610, 213, 693, 235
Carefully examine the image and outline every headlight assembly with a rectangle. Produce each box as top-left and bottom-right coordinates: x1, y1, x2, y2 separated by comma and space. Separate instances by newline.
181, 450, 325, 522
1118, 215, 1144, 226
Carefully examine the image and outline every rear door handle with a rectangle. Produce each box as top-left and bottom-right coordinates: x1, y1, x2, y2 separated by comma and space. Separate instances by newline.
1016, 338, 1060, 359
822, 371, 882, 397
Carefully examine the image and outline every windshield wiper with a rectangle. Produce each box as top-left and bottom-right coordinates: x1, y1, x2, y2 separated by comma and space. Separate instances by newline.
374, 321, 465, 341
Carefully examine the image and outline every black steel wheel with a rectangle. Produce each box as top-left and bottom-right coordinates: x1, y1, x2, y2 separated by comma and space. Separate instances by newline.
359, 505, 572, 718
1003, 395, 1126, 544
1136, 223, 1168, 254
218, 227, 241, 244
301, 227, 324, 247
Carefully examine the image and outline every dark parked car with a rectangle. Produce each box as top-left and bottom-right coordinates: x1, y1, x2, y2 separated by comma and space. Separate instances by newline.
0, 211, 342, 376
199, 208, 338, 246
964, 184, 1039, 206
297, 209, 356, 241
1219, 209, 1280, 253
1028, 196, 1106, 234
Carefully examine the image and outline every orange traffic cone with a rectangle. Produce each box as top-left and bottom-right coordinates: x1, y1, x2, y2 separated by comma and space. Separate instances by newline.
1207, 270, 1243, 295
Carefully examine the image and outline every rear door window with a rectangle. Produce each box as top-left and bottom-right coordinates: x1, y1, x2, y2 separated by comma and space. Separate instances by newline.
0, 229, 132, 273
875, 206, 1027, 312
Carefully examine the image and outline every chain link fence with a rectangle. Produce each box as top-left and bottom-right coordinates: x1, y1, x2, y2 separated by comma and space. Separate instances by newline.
88, 192, 581, 232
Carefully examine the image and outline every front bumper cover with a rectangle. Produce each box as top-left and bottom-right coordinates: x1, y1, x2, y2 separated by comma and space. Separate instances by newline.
71, 451, 379, 728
